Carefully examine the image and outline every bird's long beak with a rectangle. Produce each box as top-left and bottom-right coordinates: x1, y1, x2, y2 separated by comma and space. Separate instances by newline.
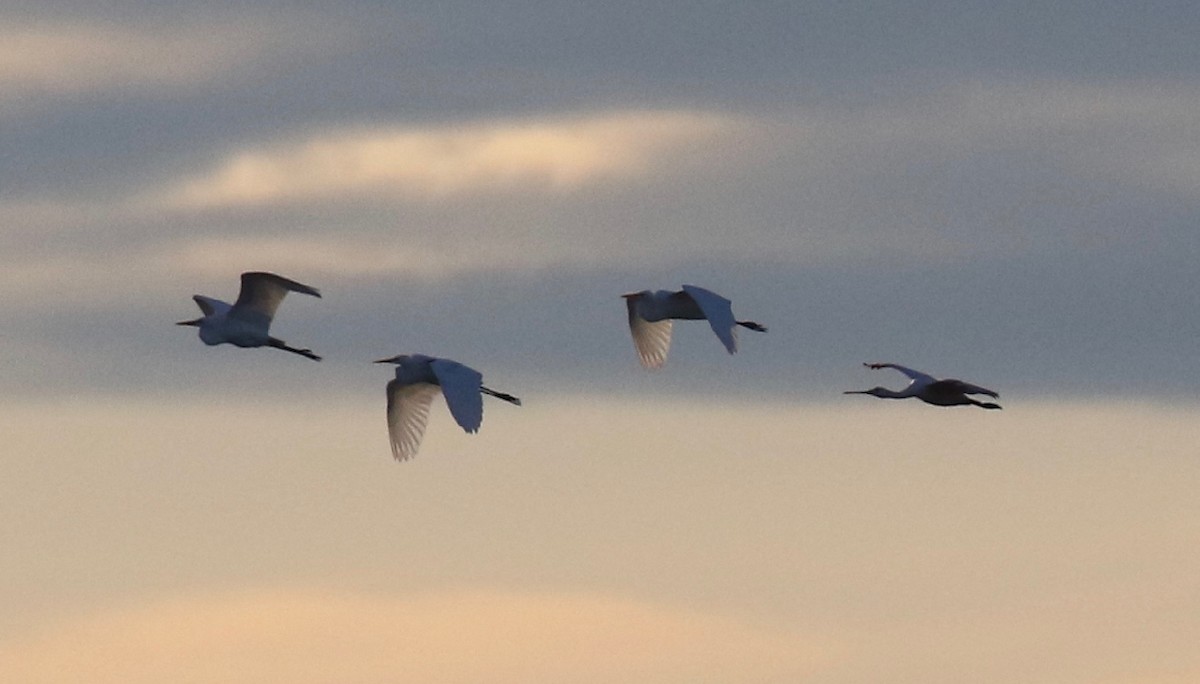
842, 390, 867, 394
176, 318, 201, 327
373, 357, 396, 364
620, 293, 638, 299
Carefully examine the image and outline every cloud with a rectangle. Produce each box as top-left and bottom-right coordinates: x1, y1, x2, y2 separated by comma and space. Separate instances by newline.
0, 589, 832, 684
814, 80, 1200, 198
0, 17, 341, 98
0, 232, 584, 312
154, 110, 748, 208
2, 79, 1197, 314
171, 235, 562, 279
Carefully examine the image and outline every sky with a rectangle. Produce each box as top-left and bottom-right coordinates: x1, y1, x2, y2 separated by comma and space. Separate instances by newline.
2, 2, 1199, 682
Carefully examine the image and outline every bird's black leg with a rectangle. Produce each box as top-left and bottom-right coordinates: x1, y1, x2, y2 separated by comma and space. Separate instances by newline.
736, 320, 768, 332
268, 337, 322, 361
481, 386, 522, 405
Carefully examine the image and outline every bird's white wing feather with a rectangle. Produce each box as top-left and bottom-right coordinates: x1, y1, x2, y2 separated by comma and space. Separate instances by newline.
386, 380, 439, 461
627, 299, 674, 369
430, 359, 484, 433
192, 295, 230, 317
872, 363, 936, 387
681, 284, 737, 354
231, 272, 321, 322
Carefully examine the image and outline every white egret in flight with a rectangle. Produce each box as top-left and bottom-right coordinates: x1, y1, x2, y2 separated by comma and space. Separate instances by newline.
622, 284, 767, 369
374, 354, 522, 461
844, 362, 1001, 409
177, 271, 322, 361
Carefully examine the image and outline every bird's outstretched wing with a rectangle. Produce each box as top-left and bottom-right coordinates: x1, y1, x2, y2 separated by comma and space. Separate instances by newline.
192, 295, 230, 317
865, 362, 936, 387
627, 299, 674, 369
230, 272, 321, 323
942, 379, 1000, 399
430, 358, 485, 433
681, 285, 737, 354
386, 380, 439, 461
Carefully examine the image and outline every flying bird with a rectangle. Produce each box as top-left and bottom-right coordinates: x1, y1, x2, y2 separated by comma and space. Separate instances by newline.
177, 271, 322, 360
374, 354, 522, 461
622, 284, 767, 369
844, 362, 1001, 409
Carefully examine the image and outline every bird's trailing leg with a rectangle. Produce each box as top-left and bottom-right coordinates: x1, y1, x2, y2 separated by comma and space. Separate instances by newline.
268, 337, 322, 361
736, 320, 768, 332
481, 386, 522, 406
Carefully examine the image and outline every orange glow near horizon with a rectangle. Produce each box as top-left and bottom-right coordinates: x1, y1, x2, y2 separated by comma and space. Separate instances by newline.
2, 396, 1198, 682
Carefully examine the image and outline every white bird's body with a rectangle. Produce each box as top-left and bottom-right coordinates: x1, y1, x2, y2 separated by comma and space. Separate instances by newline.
177, 272, 322, 361
623, 284, 767, 368
844, 362, 1001, 409
375, 354, 521, 461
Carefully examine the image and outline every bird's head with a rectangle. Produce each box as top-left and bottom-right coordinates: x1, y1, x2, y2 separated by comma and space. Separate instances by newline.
843, 387, 889, 398
373, 354, 410, 365
175, 318, 202, 327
